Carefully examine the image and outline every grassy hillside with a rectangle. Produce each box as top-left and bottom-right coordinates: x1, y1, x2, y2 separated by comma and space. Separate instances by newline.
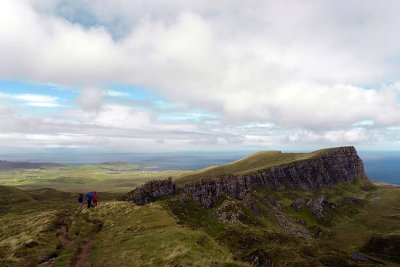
1, 182, 400, 266
0, 185, 34, 205
89, 202, 247, 266
177, 147, 336, 183
0, 186, 247, 267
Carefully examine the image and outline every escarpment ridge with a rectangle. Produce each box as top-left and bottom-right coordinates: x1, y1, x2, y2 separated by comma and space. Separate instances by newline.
126, 146, 368, 207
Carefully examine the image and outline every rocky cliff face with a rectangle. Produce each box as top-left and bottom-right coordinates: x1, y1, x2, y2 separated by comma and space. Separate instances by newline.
127, 146, 368, 207
125, 178, 177, 205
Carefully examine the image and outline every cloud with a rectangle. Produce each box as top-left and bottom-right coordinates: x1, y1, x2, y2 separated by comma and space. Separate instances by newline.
283, 128, 374, 144
105, 90, 129, 97
1, 1, 400, 150
0, 101, 222, 151
77, 87, 103, 111
0, 92, 61, 107
1, 1, 400, 130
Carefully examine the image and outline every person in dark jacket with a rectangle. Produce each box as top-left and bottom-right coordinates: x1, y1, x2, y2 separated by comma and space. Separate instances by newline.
86, 192, 93, 209
78, 193, 84, 211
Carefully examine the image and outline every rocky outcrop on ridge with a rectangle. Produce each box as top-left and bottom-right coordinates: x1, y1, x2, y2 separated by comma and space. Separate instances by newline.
125, 177, 177, 205
127, 146, 368, 208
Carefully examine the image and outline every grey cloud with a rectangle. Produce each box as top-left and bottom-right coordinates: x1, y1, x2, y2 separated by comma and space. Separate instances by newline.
77, 87, 104, 112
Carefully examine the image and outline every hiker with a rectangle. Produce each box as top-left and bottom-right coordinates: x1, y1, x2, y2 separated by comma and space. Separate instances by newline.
78, 193, 84, 211
93, 192, 99, 207
86, 192, 93, 209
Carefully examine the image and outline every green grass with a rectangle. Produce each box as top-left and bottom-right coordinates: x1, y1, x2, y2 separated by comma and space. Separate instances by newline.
0, 164, 189, 193
0, 185, 34, 204
361, 233, 400, 263
177, 147, 346, 183
1, 182, 399, 266
88, 201, 247, 266
0, 209, 60, 266
328, 186, 400, 256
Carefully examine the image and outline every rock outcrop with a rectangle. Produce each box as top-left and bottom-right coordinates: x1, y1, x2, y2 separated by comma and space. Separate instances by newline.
291, 199, 306, 211
306, 196, 336, 219
127, 146, 368, 208
215, 199, 245, 225
125, 177, 177, 205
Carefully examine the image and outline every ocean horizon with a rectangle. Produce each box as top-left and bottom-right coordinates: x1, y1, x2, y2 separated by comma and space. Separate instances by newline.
0, 150, 398, 185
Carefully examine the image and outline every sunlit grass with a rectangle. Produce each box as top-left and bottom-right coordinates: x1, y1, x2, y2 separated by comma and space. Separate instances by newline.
0, 164, 189, 193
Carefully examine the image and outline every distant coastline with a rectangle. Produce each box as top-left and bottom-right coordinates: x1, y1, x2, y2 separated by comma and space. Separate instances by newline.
372, 180, 400, 187
0, 150, 399, 184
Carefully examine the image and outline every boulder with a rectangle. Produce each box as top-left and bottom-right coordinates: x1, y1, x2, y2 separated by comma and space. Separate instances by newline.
306, 196, 336, 219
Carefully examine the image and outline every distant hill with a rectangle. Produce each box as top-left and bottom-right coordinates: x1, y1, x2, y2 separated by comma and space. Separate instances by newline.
0, 160, 62, 170
177, 147, 346, 183
0, 185, 73, 205
0, 185, 34, 205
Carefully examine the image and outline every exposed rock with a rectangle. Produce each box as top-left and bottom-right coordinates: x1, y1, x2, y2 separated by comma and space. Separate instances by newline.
306, 196, 336, 219
128, 147, 368, 208
295, 218, 306, 225
264, 196, 278, 207
182, 174, 252, 208
125, 177, 177, 205
181, 146, 366, 208
291, 199, 306, 211
270, 204, 311, 239
179, 193, 188, 203
239, 191, 260, 215
215, 199, 245, 225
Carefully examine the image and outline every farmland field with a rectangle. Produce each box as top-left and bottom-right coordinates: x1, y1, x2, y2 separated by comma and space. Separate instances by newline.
0, 163, 188, 193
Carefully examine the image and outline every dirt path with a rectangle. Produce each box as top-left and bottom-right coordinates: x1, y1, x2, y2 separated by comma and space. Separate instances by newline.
39, 210, 102, 267
70, 240, 93, 267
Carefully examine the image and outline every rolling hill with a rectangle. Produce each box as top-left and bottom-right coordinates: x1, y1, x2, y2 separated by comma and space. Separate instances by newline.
0, 160, 61, 170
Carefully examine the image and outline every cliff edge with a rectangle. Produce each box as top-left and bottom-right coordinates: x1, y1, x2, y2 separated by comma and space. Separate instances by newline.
126, 146, 368, 207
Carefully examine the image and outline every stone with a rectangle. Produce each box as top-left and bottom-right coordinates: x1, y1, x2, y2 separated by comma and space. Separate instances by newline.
306, 196, 336, 219
215, 199, 244, 225
125, 177, 177, 205
291, 198, 306, 211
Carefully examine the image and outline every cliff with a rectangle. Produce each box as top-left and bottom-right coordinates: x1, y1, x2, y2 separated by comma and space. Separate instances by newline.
126, 178, 177, 205
126, 146, 368, 207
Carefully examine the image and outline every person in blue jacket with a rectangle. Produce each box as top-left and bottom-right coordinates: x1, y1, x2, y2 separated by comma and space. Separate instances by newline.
86, 192, 93, 209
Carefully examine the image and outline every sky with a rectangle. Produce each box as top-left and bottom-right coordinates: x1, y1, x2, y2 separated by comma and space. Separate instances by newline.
1, 0, 400, 152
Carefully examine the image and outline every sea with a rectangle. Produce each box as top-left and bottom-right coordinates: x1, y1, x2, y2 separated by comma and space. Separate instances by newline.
0, 150, 399, 185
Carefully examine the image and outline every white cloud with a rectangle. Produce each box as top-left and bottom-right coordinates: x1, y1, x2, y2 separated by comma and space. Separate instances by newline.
105, 90, 129, 97
1, 1, 400, 150
283, 128, 374, 144
1, 1, 399, 129
0, 92, 61, 107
